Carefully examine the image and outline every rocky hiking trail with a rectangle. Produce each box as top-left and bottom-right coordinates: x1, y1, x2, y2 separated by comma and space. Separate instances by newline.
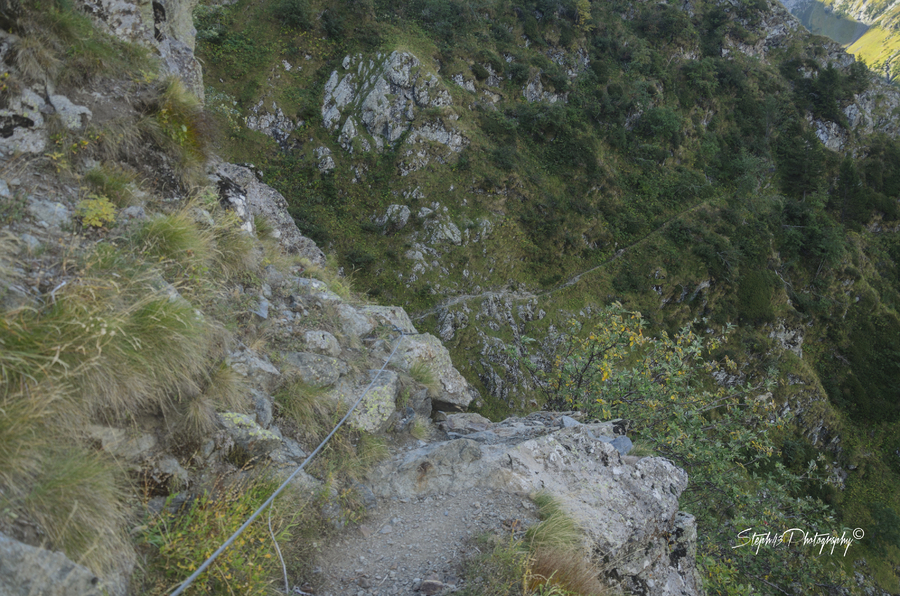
306, 411, 703, 596
315, 483, 538, 595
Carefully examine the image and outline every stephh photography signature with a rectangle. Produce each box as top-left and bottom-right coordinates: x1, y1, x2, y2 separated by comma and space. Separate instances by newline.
733, 527, 865, 556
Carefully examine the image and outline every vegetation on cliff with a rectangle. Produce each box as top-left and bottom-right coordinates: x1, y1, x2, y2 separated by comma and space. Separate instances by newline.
192, 0, 900, 591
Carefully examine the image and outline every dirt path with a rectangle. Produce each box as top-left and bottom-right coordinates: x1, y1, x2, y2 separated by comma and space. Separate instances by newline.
312, 483, 538, 595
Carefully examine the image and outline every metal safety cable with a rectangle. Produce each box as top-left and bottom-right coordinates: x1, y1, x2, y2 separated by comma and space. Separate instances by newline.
169, 326, 411, 596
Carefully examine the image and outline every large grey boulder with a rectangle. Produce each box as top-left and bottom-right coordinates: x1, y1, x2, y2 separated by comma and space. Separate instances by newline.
213, 163, 326, 266
282, 351, 349, 387
48, 95, 92, 130
0, 88, 48, 155
359, 305, 417, 334
366, 415, 701, 596
348, 370, 400, 433
227, 346, 280, 392
217, 412, 281, 458
336, 303, 375, 338
304, 330, 342, 357
396, 334, 475, 411
0, 532, 104, 596
27, 199, 71, 229
84, 425, 156, 469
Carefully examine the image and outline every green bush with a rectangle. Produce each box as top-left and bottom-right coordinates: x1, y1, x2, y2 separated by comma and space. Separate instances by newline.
273, 0, 311, 29
736, 270, 776, 323
635, 107, 682, 146
522, 305, 842, 594
507, 62, 530, 84
472, 62, 490, 81
867, 502, 900, 549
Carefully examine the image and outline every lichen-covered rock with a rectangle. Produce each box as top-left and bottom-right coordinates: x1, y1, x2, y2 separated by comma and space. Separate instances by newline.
426, 219, 462, 245
245, 100, 297, 147
315, 146, 336, 173
268, 436, 308, 467
769, 321, 804, 357
282, 351, 349, 387
359, 305, 418, 334
305, 330, 342, 357
336, 303, 376, 338
213, 162, 326, 265
396, 333, 475, 411
374, 204, 411, 232
227, 346, 281, 392
48, 95, 92, 130
523, 75, 567, 104
349, 370, 400, 432
217, 412, 282, 458
0, 88, 48, 155
0, 532, 105, 596
26, 199, 71, 229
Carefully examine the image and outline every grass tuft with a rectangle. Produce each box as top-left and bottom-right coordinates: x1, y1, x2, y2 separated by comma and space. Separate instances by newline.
460, 492, 604, 596
274, 379, 332, 441
300, 257, 353, 299
83, 163, 141, 207
11, 1, 151, 88
130, 209, 215, 284
0, 387, 130, 577
201, 360, 248, 412
253, 214, 275, 241
212, 210, 259, 279
524, 493, 602, 595
410, 415, 433, 440
408, 360, 441, 398
139, 77, 215, 188
0, 245, 217, 418
12, 33, 60, 83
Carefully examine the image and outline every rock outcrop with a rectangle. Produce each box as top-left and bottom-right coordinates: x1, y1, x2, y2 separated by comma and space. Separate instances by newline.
717, 0, 900, 144
0, 533, 105, 596
367, 412, 702, 596
321, 51, 468, 173
80, 0, 204, 98
213, 162, 327, 265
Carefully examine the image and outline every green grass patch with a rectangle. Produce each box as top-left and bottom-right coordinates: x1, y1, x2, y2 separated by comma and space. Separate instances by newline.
138, 475, 299, 595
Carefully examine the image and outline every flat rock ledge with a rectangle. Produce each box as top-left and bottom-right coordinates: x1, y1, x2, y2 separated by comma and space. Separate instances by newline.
364, 412, 702, 596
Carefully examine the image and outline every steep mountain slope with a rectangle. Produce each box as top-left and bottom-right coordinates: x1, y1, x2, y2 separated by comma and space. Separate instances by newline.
192, 0, 900, 591
0, 2, 716, 596
779, 0, 900, 79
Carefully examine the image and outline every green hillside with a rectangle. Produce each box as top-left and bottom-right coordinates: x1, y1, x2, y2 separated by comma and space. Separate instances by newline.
192, 0, 900, 591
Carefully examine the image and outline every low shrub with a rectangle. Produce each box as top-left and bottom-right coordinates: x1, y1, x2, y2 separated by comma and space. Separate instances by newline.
273, 0, 311, 29
140, 77, 215, 187
140, 476, 298, 595
736, 269, 776, 323
83, 163, 140, 207
76, 195, 116, 228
